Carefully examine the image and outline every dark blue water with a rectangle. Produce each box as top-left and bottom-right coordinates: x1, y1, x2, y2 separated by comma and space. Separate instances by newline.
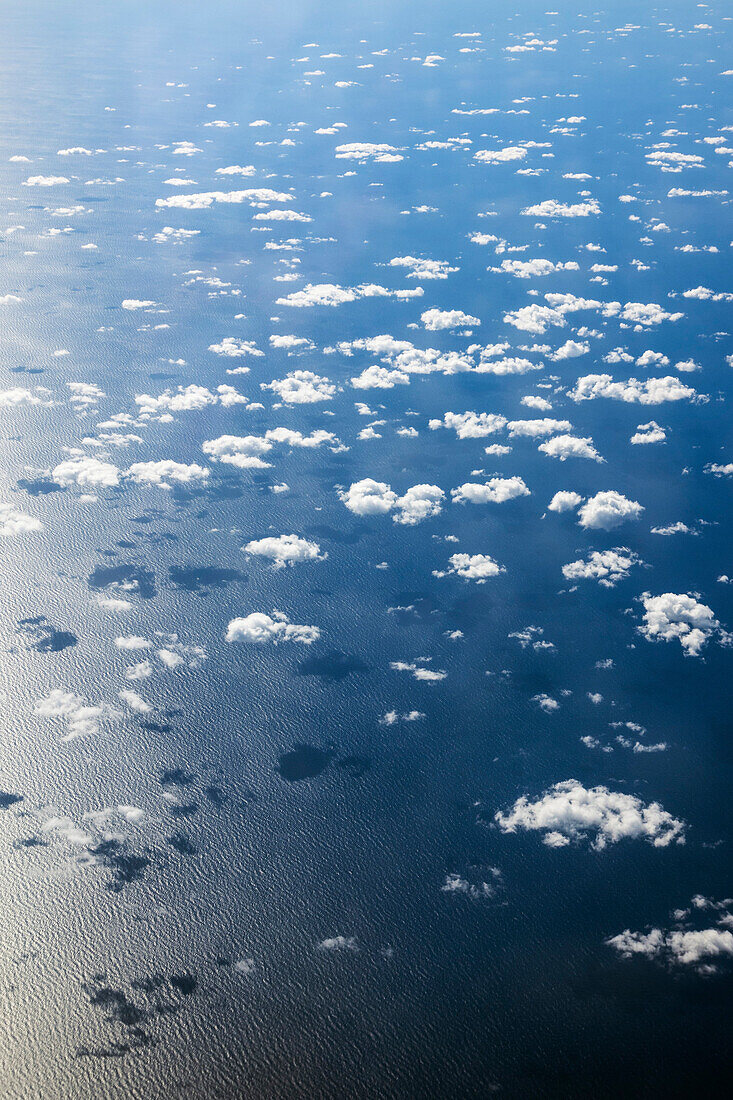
0, 1, 731, 1096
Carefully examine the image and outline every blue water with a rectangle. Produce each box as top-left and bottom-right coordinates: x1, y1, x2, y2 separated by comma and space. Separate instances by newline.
0, 1, 731, 1096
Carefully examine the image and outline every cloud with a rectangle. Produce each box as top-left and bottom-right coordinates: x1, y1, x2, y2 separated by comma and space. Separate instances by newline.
276, 282, 423, 307
521, 198, 600, 217
618, 302, 684, 325
52, 456, 120, 487
339, 479, 444, 524
570, 374, 695, 404
638, 592, 725, 656
451, 476, 530, 504
0, 504, 43, 536
607, 901, 733, 973
351, 365, 410, 389
261, 370, 336, 404
23, 175, 69, 186
562, 548, 641, 587
388, 256, 458, 279
155, 187, 292, 209
429, 411, 507, 438
0, 387, 44, 407
538, 435, 603, 462
121, 299, 157, 310
631, 421, 666, 444
433, 552, 505, 582
577, 491, 643, 529
125, 460, 210, 488
507, 418, 572, 438
243, 534, 325, 567
34, 689, 121, 741
208, 337, 263, 358
495, 779, 685, 849
421, 308, 480, 330
335, 142, 403, 161
474, 146, 528, 164
225, 612, 320, 645
492, 259, 580, 278
547, 490, 583, 513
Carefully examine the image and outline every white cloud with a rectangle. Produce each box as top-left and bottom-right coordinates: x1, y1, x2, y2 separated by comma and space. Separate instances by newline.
339, 479, 444, 524
451, 476, 530, 504
0, 504, 43, 536
155, 187, 292, 209
631, 421, 666, 444
493, 259, 580, 279
335, 142, 403, 162
125, 460, 210, 488
351, 365, 410, 389
121, 299, 156, 310
52, 456, 120, 488
421, 308, 480, 330
521, 198, 600, 217
429, 411, 506, 438
495, 780, 685, 849
577, 491, 644, 530
538, 435, 603, 462
570, 374, 695, 404
244, 534, 325, 567
208, 337, 263, 357
562, 548, 641, 587
261, 370, 336, 404
639, 592, 725, 656
388, 256, 458, 279
507, 418, 572, 438
23, 175, 69, 186
474, 146, 528, 164
547, 490, 583, 513
225, 612, 320, 645
433, 552, 505, 582
34, 689, 121, 741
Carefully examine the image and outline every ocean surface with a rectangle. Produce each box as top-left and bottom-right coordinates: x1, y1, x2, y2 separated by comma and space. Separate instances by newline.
0, 1, 731, 1096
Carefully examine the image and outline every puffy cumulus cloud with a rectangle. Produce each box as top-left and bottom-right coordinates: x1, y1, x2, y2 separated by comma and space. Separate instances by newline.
492, 258, 579, 279
391, 660, 447, 682
706, 462, 733, 477
155, 187, 292, 210
34, 689, 121, 741
631, 421, 667, 445
351, 365, 410, 389
474, 355, 540, 375
521, 198, 600, 217
451, 476, 530, 504
474, 145, 527, 164
379, 710, 425, 725
261, 370, 336, 404
538, 435, 604, 463
215, 164, 256, 176
0, 504, 43, 537
125, 460, 209, 488
682, 285, 733, 303
577, 491, 643, 530
121, 298, 156, 310
421, 307, 480, 330
638, 592, 726, 656
334, 334, 473, 377
550, 339, 589, 360
388, 256, 458, 280
562, 548, 641, 587
317, 935, 359, 951
203, 428, 340, 469
503, 304, 566, 333
394, 484, 445, 525
619, 302, 684, 326
275, 282, 423, 308
225, 611, 320, 645
570, 374, 695, 404
507, 418, 572, 438
0, 386, 45, 407
433, 552, 505, 582
135, 384, 234, 414
548, 490, 583, 513
339, 479, 444, 524
339, 478, 397, 516
202, 434, 273, 469
429, 411, 506, 438
23, 175, 69, 186
52, 456, 120, 488
495, 780, 685, 850
334, 142, 403, 162
607, 900, 733, 974
243, 534, 325, 567
208, 337, 263, 358
253, 209, 311, 223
